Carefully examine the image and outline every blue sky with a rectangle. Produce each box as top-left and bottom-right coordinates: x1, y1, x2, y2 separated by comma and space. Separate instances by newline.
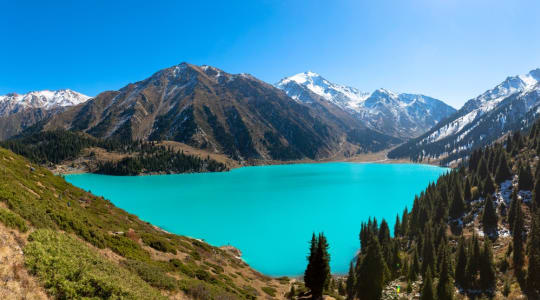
2, 0, 540, 108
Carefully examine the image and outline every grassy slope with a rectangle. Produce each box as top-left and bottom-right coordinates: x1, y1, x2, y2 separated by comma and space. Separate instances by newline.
0, 147, 291, 299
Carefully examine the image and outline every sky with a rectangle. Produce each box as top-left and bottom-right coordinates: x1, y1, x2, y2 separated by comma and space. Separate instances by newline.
2, 0, 540, 108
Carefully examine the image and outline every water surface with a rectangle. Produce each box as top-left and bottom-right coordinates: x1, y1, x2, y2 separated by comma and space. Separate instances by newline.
66, 162, 447, 276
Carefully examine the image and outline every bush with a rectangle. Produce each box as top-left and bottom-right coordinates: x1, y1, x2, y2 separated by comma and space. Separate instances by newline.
141, 233, 177, 254
123, 260, 178, 290
261, 286, 277, 297
0, 207, 28, 232
24, 229, 164, 299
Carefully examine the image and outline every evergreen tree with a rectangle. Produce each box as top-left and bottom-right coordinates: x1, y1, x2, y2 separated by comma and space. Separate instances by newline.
465, 235, 481, 289
420, 269, 435, 300
422, 227, 436, 277
437, 245, 453, 300
449, 186, 465, 219
477, 158, 488, 179
482, 195, 498, 237
346, 262, 356, 300
482, 174, 495, 196
356, 237, 389, 300
508, 189, 519, 233
495, 154, 512, 184
518, 163, 534, 191
305, 233, 317, 291
513, 201, 525, 275
464, 178, 472, 202
394, 214, 401, 237
401, 207, 409, 237
288, 285, 296, 299
409, 248, 420, 281
454, 237, 467, 288
479, 240, 496, 292
533, 177, 540, 211
527, 212, 540, 294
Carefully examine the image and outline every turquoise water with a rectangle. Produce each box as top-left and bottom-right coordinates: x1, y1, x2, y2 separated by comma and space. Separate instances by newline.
65, 162, 447, 276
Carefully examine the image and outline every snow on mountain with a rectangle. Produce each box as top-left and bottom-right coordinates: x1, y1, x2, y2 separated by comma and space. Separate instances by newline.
0, 89, 90, 117
389, 68, 540, 164
276, 72, 456, 138
423, 69, 540, 144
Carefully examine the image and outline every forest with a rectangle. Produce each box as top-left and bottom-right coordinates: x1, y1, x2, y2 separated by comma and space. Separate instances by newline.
301, 120, 540, 299
0, 130, 228, 175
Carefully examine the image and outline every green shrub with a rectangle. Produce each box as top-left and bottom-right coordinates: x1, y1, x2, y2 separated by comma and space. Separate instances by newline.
24, 229, 164, 299
141, 233, 177, 254
123, 260, 178, 290
0, 207, 28, 232
261, 286, 277, 297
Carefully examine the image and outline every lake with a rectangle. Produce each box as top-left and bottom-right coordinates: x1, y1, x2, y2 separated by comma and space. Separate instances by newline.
65, 162, 448, 276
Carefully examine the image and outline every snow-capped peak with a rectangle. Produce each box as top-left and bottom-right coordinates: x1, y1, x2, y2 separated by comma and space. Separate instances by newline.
276, 71, 369, 108
0, 89, 90, 117
276, 71, 456, 138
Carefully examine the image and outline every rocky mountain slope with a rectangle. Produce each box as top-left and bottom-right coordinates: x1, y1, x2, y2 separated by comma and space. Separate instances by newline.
389, 68, 540, 164
276, 72, 456, 138
0, 146, 293, 299
0, 89, 90, 140
36, 63, 398, 162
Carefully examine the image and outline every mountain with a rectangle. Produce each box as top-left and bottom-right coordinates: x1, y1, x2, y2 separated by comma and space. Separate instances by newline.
389, 68, 540, 164
0, 89, 90, 140
0, 89, 89, 116
36, 63, 398, 162
276, 72, 456, 138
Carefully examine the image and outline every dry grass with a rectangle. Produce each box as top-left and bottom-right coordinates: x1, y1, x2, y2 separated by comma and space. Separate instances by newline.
0, 224, 48, 300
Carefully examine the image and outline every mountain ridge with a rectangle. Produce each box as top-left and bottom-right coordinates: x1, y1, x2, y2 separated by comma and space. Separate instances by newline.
276, 72, 456, 138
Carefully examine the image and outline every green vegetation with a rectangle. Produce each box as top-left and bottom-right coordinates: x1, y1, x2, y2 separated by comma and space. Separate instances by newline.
261, 286, 277, 297
24, 229, 165, 299
304, 232, 331, 299
0, 207, 28, 232
343, 119, 540, 299
1, 129, 227, 175
0, 146, 286, 299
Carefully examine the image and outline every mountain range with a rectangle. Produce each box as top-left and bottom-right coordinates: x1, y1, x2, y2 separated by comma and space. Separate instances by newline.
276, 72, 456, 138
389, 68, 540, 164
25, 63, 398, 162
2, 65, 540, 166
0, 89, 89, 140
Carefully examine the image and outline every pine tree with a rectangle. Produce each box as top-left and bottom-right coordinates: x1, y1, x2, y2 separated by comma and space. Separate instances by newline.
305, 233, 317, 291
394, 214, 401, 237
422, 227, 436, 277
527, 212, 540, 294
409, 248, 420, 281
465, 235, 481, 289
464, 178, 472, 202
420, 269, 435, 300
482, 195, 498, 237
518, 163, 534, 191
401, 207, 409, 237
346, 262, 356, 300
454, 236, 467, 288
449, 186, 465, 219
533, 177, 540, 211
477, 158, 488, 179
513, 201, 525, 275
508, 189, 519, 233
495, 154, 512, 184
356, 237, 389, 300
479, 240, 496, 292
483, 175, 496, 196
436, 244, 454, 300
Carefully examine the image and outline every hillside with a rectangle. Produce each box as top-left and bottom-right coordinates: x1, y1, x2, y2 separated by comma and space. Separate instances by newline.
389, 68, 540, 164
341, 120, 540, 300
0, 147, 293, 299
34, 63, 398, 163
276, 72, 456, 139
